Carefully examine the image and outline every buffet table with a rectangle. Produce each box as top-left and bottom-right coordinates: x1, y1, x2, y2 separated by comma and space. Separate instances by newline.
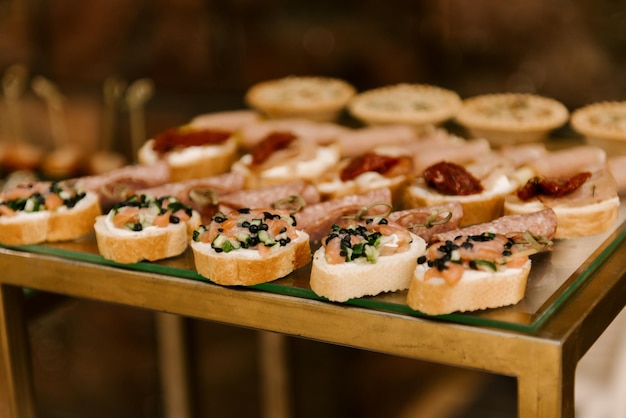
0, 201, 625, 418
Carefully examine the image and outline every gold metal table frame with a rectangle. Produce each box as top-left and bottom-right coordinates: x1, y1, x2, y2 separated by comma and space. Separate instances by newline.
0, 217, 625, 418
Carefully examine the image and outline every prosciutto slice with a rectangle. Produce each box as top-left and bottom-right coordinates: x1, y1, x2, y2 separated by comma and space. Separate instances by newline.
294, 188, 393, 245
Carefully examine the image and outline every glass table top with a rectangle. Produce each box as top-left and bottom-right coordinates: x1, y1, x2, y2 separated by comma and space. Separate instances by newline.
4, 202, 625, 333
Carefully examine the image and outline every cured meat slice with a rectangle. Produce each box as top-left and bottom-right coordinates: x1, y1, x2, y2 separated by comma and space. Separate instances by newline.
430, 208, 558, 243
69, 161, 171, 210
137, 172, 246, 223
294, 188, 393, 245
388, 202, 464, 243
218, 180, 321, 213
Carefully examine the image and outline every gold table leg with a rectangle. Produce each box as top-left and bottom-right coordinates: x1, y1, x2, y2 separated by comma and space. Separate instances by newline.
259, 331, 290, 418
0, 284, 37, 418
156, 312, 192, 418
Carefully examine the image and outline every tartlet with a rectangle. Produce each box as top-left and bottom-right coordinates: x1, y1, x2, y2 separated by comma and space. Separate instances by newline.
571, 101, 626, 156
244, 76, 356, 122
455, 93, 569, 146
347, 83, 461, 130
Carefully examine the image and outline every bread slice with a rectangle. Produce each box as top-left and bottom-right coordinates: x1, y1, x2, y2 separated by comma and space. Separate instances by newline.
504, 196, 620, 239
404, 175, 517, 226
0, 189, 102, 246
407, 260, 531, 316
315, 152, 414, 208
191, 231, 311, 286
231, 141, 341, 189
503, 167, 620, 239
137, 136, 238, 181
310, 233, 426, 302
47, 192, 102, 242
0, 212, 49, 246
94, 211, 199, 264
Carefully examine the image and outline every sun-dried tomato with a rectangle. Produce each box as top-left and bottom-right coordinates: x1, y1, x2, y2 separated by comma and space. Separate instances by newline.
423, 161, 483, 196
517, 171, 592, 201
340, 153, 401, 181
251, 131, 297, 165
152, 128, 231, 153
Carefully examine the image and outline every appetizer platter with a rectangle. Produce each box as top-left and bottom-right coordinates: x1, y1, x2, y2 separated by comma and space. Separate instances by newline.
2, 76, 626, 333
4, 202, 623, 332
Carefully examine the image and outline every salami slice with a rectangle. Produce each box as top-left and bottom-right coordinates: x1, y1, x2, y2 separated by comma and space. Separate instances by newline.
430, 208, 558, 243
388, 202, 464, 242
294, 188, 393, 245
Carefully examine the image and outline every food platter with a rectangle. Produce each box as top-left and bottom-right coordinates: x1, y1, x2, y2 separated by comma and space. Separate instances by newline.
4, 198, 625, 333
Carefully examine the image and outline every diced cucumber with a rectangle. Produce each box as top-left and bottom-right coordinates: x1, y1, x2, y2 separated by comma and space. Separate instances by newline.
236, 231, 252, 248
258, 230, 276, 246
365, 245, 379, 263
212, 234, 240, 253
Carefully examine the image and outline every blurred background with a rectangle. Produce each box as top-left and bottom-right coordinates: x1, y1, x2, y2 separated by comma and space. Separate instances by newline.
3, 0, 626, 160
2, 0, 625, 417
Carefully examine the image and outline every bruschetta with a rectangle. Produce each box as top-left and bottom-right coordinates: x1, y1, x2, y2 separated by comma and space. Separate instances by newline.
191, 208, 311, 286
138, 125, 238, 181
0, 180, 102, 245
310, 215, 427, 302
407, 229, 552, 315
94, 194, 200, 263
404, 160, 518, 226
407, 210, 557, 315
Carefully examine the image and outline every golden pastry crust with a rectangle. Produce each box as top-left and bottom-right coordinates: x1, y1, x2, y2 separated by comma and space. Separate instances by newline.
571, 101, 626, 156
455, 93, 569, 146
245, 76, 356, 122
348, 83, 462, 128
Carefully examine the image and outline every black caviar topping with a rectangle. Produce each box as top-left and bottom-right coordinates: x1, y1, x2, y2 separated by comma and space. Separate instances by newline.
213, 214, 227, 223
460, 241, 473, 249
467, 232, 496, 242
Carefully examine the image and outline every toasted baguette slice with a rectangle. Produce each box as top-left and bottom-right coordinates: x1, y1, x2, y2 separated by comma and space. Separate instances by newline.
232, 141, 341, 189
404, 174, 517, 226
94, 194, 200, 263
138, 135, 238, 181
315, 152, 414, 208
94, 211, 200, 264
0, 187, 102, 246
191, 231, 311, 286
47, 192, 102, 242
0, 212, 49, 246
503, 168, 620, 239
407, 260, 531, 316
310, 233, 426, 302
504, 196, 620, 239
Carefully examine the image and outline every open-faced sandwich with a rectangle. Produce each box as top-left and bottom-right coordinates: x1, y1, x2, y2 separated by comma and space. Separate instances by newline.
504, 146, 620, 238
309, 206, 427, 302
137, 124, 238, 181
94, 194, 200, 264
191, 208, 311, 286
406, 209, 557, 315
314, 151, 414, 207
231, 130, 341, 189
404, 159, 518, 226
0, 180, 102, 246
